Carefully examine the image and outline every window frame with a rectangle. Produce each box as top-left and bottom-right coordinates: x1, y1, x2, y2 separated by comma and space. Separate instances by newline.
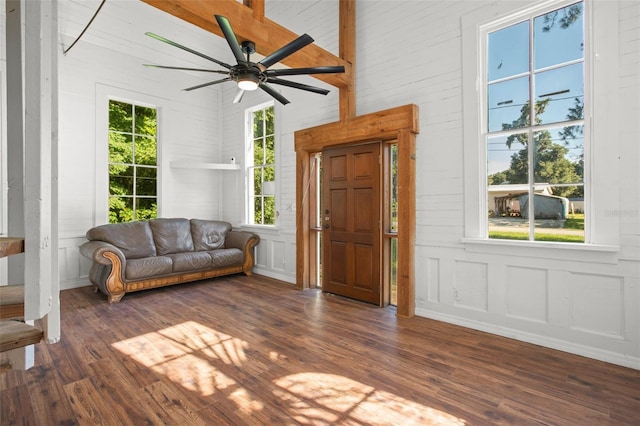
95, 85, 165, 226
107, 99, 158, 223
461, 0, 620, 253
244, 101, 277, 227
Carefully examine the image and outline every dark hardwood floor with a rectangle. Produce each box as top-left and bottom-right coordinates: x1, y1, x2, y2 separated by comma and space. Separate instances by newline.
1, 274, 638, 425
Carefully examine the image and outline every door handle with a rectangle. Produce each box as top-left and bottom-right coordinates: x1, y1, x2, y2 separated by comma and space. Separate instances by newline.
323, 224, 329, 229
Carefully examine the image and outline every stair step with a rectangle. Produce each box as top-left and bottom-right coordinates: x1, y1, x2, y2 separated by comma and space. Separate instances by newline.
0, 237, 24, 258
0, 321, 43, 353
0, 285, 25, 319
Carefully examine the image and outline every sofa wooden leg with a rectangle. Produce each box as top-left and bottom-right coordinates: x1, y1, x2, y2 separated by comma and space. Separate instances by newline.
108, 293, 125, 303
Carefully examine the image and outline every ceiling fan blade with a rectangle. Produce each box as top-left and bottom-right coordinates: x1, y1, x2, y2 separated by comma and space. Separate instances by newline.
233, 89, 245, 104
214, 15, 246, 64
267, 78, 330, 95
258, 34, 314, 70
184, 77, 231, 92
146, 32, 233, 69
265, 66, 346, 77
259, 82, 290, 105
144, 64, 229, 74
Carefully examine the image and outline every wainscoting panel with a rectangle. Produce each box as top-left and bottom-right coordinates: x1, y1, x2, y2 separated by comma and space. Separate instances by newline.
453, 260, 488, 312
570, 273, 625, 338
427, 257, 440, 303
506, 266, 548, 324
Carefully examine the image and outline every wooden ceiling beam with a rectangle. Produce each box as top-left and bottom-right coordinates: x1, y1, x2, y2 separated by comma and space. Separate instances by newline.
339, 0, 356, 119
243, 0, 265, 21
141, 0, 351, 88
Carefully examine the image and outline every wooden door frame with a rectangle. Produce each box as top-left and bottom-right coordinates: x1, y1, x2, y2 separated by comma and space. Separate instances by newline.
294, 104, 419, 317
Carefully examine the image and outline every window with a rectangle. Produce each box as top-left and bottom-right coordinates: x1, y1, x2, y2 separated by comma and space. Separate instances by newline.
108, 100, 158, 223
388, 143, 398, 305
482, 1, 586, 243
246, 102, 275, 225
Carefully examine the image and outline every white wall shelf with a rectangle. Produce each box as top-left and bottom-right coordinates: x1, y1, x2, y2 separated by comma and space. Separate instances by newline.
170, 161, 240, 171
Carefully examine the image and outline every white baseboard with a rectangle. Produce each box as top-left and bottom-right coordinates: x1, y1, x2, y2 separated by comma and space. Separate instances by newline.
415, 308, 640, 370
60, 277, 91, 291
251, 267, 295, 284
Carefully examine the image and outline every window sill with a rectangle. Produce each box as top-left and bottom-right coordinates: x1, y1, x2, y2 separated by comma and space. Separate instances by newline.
239, 224, 281, 235
461, 238, 620, 264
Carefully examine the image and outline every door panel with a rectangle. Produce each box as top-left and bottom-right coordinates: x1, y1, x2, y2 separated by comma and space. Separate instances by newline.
322, 142, 381, 305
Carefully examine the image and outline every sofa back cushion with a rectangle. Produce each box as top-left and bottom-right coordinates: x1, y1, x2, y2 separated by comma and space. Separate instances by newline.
86, 221, 156, 259
150, 218, 195, 255
191, 219, 232, 251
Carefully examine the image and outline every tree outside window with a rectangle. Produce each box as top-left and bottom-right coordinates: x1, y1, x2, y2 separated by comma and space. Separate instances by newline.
486, 1, 585, 242
247, 103, 275, 225
108, 100, 158, 223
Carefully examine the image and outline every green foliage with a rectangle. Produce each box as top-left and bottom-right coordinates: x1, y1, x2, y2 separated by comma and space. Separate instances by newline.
563, 213, 584, 230
108, 100, 157, 223
541, 3, 583, 32
489, 230, 584, 243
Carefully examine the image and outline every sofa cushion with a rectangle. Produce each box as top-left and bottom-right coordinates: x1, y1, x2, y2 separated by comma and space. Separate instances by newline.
150, 218, 194, 255
168, 252, 212, 273
191, 219, 232, 251
86, 221, 156, 259
125, 256, 173, 280
208, 248, 244, 268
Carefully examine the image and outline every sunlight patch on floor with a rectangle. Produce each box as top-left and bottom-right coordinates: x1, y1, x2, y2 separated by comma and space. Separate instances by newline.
112, 320, 247, 396
273, 372, 466, 425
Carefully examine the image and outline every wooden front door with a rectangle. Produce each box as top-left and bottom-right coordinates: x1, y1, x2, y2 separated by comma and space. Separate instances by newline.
322, 142, 381, 305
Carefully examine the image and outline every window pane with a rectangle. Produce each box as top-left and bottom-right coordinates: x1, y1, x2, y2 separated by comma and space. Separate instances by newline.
265, 107, 274, 135
488, 131, 529, 238
534, 3, 584, 70
254, 109, 264, 137
254, 168, 262, 196
488, 132, 529, 186
265, 135, 275, 164
109, 196, 134, 224
488, 76, 529, 132
254, 197, 263, 224
136, 167, 157, 196
390, 237, 398, 305
134, 136, 157, 165
488, 21, 529, 82
109, 100, 132, 132
109, 165, 134, 195
390, 144, 398, 232
533, 127, 584, 188
534, 63, 584, 126
254, 138, 264, 165
109, 133, 133, 164
263, 165, 275, 184
134, 106, 157, 136
264, 196, 275, 225
136, 198, 157, 221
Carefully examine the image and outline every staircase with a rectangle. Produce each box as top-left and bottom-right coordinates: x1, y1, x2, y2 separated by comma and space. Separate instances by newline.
0, 237, 44, 371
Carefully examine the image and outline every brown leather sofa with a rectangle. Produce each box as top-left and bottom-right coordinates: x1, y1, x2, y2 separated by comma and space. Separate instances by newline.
80, 218, 259, 302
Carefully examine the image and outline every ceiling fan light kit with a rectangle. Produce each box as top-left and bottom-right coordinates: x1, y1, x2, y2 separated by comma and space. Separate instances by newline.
145, 15, 345, 105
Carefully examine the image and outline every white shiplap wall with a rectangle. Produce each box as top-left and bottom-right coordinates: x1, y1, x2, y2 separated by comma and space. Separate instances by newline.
1, 0, 638, 369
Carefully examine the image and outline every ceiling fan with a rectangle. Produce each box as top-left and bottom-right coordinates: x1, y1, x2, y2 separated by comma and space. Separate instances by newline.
144, 15, 345, 105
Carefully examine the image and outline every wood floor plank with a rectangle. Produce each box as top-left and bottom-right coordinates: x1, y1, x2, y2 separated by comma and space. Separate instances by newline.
0, 275, 638, 425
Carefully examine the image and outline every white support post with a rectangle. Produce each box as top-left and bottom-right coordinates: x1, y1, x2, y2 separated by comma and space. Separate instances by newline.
6, 0, 25, 285
22, 0, 60, 343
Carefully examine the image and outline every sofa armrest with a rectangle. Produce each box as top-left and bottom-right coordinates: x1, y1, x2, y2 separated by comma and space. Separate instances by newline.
225, 230, 260, 273
80, 241, 126, 266
79, 241, 127, 303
